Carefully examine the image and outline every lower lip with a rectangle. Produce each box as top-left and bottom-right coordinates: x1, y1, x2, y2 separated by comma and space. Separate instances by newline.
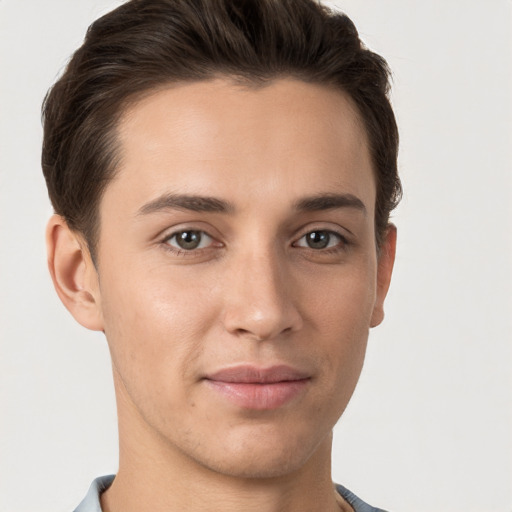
205, 379, 310, 410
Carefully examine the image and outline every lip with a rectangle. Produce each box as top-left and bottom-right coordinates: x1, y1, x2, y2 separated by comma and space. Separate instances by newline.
204, 365, 311, 410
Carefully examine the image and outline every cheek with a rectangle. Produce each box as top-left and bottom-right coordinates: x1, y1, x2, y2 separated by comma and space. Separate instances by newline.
306, 258, 377, 334
98, 262, 218, 395
305, 264, 377, 400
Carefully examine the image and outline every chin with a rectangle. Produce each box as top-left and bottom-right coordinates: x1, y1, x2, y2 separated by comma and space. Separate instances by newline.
201, 450, 311, 480
190, 425, 331, 480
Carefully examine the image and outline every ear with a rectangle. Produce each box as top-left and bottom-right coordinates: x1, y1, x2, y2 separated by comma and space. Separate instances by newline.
46, 215, 104, 331
370, 224, 397, 328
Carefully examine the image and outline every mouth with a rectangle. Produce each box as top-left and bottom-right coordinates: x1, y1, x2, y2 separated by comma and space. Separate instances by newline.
203, 365, 311, 410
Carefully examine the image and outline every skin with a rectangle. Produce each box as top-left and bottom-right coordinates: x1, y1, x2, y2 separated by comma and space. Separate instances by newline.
47, 78, 396, 512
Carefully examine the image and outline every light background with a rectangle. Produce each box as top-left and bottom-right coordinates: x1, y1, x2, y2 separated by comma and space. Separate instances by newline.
0, 1, 510, 511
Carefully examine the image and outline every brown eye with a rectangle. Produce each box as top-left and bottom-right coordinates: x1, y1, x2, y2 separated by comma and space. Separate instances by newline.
166, 230, 212, 250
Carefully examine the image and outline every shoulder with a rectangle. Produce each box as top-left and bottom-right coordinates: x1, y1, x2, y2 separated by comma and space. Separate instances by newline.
73, 476, 388, 512
335, 484, 390, 512
73, 475, 115, 512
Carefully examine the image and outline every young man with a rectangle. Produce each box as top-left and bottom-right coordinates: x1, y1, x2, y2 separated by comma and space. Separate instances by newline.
42, 1, 401, 511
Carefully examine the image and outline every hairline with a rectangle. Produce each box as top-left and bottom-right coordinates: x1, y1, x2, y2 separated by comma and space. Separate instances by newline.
84, 73, 381, 264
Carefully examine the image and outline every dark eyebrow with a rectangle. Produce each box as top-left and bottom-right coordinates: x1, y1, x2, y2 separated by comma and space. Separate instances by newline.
294, 193, 367, 214
137, 193, 235, 216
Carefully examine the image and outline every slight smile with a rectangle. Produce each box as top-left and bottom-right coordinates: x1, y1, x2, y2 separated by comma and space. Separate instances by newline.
204, 365, 312, 410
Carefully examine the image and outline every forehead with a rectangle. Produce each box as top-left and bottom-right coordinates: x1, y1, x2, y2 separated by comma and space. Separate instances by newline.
106, 78, 375, 216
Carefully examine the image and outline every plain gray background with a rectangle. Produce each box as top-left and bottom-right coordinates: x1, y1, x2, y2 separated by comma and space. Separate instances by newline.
0, 1, 511, 511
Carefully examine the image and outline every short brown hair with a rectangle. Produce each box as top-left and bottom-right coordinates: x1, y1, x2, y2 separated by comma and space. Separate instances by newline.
42, 0, 401, 259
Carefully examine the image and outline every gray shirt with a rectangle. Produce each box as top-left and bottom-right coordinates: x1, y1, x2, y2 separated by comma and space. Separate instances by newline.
74, 475, 389, 512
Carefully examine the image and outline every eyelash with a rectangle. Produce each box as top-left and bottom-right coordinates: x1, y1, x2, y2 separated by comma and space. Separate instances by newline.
293, 230, 349, 253
161, 230, 219, 257
160, 228, 349, 256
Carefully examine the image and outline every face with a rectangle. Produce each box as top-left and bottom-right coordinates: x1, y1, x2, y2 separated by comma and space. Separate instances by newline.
89, 78, 394, 478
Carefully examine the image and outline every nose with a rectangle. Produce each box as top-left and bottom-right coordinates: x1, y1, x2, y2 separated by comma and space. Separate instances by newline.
221, 248, 303, 341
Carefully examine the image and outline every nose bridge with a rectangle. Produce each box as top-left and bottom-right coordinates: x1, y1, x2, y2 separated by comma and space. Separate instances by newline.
222, 242, 302, 340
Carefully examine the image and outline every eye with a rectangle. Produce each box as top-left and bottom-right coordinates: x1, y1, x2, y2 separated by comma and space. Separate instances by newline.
294, 230, 344, 250
165, 230, 213, 251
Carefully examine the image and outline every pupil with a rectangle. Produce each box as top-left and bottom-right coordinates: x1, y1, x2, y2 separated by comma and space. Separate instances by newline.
177, 231, 201, 250
307, 231, 329, 249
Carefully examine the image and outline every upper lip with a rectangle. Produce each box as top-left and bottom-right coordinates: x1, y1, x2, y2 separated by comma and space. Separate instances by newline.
205, 365, 311, 384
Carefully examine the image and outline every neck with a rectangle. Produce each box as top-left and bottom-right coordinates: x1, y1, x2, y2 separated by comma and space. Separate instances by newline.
101, 373, 348, 512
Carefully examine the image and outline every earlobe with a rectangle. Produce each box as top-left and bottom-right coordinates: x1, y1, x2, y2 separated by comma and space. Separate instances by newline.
370, 224, 397, 328
46, 215, 104, 331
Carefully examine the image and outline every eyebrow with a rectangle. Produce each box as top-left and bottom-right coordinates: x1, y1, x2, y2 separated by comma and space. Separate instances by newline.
294, 193, 366, 214
137, 193, 235, 216
137, 192, 366, 216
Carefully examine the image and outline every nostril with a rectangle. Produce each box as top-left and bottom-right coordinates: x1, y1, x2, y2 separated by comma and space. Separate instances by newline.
232, 324, 295, 342
220, 266, 303, 340
234, 328, 269, 342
